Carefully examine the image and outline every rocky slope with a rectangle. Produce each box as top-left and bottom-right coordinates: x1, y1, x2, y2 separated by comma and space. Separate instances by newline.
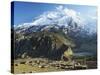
13, 31, 75, 60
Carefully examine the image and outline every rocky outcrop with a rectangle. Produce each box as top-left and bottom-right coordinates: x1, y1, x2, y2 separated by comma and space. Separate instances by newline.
14, 31, 75, 60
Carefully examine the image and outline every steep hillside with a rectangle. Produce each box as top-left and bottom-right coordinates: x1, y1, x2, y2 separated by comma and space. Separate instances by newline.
14, 31, 75, 60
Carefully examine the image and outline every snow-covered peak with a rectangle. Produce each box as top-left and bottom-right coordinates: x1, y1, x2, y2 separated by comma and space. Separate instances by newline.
31, 6, 83, 27
14, 6, 85, 33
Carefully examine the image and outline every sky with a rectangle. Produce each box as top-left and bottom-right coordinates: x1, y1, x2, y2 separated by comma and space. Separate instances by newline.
11, 1, 97, 32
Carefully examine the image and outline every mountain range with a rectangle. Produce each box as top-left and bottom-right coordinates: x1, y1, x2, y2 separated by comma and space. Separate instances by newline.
12, 6, 97, 59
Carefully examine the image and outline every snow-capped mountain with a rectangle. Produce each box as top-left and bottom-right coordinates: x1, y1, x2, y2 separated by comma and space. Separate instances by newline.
14, 6, 94, 34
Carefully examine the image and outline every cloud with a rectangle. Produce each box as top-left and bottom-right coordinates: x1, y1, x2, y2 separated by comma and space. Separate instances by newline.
91, 16, 97, 20
56, 5, 64, 10
87, 15, 97, 20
